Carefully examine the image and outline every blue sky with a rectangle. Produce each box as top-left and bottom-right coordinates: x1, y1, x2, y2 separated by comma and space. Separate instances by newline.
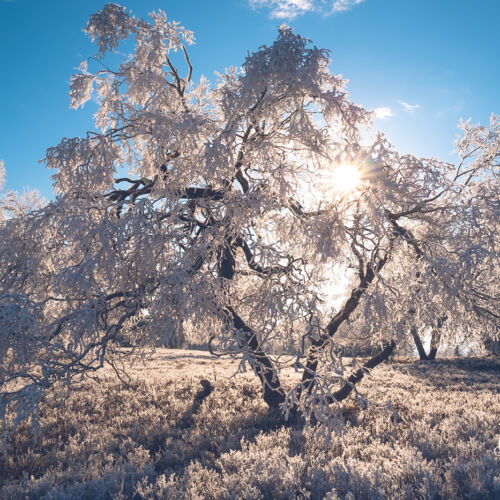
1, 0, 498, 199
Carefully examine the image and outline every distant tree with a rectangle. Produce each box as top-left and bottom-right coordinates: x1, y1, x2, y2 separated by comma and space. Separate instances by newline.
391, 120, 500, 360
0, 160, 44, 221
0, 4, 498, 431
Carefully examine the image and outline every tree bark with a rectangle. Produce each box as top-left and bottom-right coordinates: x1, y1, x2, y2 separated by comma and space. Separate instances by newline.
218, 238, 285, 412
411, 317, 444, 361
428, 318, 444, 360
329, 340, 396, 403
227, 307, 286, 410
411, 326, 429, 360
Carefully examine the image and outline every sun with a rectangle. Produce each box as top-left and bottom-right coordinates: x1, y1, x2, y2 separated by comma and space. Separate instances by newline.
331, 163, 362, 194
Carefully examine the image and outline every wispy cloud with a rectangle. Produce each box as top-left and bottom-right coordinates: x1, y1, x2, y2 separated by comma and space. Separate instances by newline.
331, 0, 365, 14
399, 100, 421, 112
248, 0, 365, 19
373, 106, 393, 120
249, 0, 313, 19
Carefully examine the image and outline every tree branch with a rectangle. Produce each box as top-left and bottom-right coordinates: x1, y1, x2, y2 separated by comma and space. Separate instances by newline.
299, 250, 391, 397
328, 340, 396, 403
237, 238, 294, 276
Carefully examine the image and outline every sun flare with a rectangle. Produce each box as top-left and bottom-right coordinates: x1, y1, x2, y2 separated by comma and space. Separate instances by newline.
331, 163, 362, 193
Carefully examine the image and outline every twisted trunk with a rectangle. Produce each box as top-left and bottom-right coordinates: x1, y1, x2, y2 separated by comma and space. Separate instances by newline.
227, 307, 286, 410
218, 239, 285, 411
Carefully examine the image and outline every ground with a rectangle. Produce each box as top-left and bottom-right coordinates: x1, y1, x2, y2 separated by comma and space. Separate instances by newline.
1, 350, 499, 499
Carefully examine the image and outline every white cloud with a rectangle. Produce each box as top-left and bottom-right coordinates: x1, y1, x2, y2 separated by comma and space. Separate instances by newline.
249, 0, 365, 19
373, 106, 393, 120
399, 100, 421, 112
331, 0, 365, 14
249, 0, 313, 19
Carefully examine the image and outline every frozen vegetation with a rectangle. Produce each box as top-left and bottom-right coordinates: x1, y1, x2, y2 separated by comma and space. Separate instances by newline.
1, 350, 499, 499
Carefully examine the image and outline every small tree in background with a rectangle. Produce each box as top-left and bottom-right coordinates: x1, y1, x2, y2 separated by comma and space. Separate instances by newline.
0, 160, 44, 221
0, 4, 498, 432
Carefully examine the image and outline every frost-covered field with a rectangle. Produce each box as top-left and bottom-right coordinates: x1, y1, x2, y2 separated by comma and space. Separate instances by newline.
1, 350, 499, 499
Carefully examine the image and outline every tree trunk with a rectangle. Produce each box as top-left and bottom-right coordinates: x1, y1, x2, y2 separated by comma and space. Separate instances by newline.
218, 239, 285, 412
428, 317, 444, 360
227, 307, 286, 411
412, 316, 444, 361
411, 326, 429, 360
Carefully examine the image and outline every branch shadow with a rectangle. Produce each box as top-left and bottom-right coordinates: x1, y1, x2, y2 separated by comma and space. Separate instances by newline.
142, 379, 307, 476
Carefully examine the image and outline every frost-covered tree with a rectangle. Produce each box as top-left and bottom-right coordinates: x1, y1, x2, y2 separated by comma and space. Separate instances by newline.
1, 4, 498, 431
0, 161, 44, 221
387, 118, 500, 360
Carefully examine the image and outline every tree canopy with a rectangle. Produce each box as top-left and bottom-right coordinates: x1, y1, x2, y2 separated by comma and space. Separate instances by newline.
1, 4, 498, 431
